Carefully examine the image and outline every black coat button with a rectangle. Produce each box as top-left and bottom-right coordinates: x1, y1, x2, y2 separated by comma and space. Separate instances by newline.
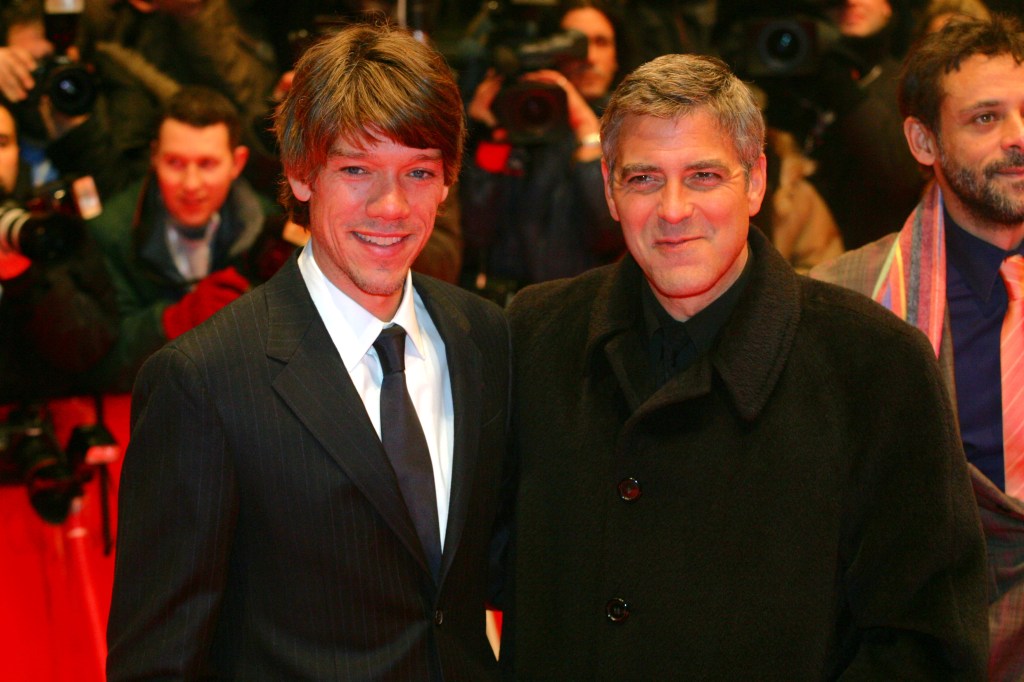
618, 477, 642, 502
606, 598, 630, 622
434, 609, 444, 625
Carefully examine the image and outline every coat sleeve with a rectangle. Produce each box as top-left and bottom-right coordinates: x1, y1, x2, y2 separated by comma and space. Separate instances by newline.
106, 345, 238, 681
835, 325, 989, 680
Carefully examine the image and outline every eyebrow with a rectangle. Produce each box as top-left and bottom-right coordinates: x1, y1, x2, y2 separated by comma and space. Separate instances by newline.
328, 146, 444, 162
961, 98, 1004, 112
617, 159, 730, 176
617, 162, 661, 176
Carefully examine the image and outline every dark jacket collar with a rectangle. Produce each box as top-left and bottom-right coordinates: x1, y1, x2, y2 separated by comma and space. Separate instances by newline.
583, 227, 801, 421
134, 172, 265, 285
262, 253, 486, 587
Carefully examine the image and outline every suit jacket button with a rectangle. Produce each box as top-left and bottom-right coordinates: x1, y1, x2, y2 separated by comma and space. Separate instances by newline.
618, 477, 642, 502
434, 609, 444, 625
606, 598, 630, 622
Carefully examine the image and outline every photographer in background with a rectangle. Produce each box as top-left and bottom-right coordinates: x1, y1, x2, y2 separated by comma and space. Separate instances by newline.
459, 0, 629, 302
716, 0, 927, 251
0, 0, 156, 200
82, 85, 281, 394
0, 98, 118, 403
0, 0, 281, 204
806, 0, 927, 249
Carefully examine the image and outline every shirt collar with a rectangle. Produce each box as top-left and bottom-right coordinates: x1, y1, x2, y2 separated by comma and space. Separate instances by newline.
944, 208, 1023, 303
298, 238, 425, 372
642, 248, 754, 357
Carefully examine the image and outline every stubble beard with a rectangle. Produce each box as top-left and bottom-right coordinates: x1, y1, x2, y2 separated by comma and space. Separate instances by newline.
940, 145, 1024, 227
349, 267, 407, 298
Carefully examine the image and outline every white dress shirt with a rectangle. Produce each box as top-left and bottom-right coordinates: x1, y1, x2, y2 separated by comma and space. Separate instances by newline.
298, 241, 454, 547
165, 212, 221, 284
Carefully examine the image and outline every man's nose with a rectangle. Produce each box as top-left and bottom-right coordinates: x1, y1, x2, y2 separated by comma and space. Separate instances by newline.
182, 163, 202, 189
366, 175, 411, 220
1002, 111, 1024, 151
658, 181, 695, 224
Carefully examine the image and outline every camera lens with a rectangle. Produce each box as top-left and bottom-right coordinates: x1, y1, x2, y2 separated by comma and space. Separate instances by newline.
493, 82, 569, 145
765, 27, 801, 62
14, 426, 77, 524
0, 201, 83, 263
46, 63, 95, 116
519, 92, 556, 128
756, 19, 811, 74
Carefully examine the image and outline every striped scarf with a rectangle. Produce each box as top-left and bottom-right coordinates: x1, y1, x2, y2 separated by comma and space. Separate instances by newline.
871, 182, 946, 357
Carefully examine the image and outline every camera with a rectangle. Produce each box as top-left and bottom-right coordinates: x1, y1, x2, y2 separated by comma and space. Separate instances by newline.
464, 0, 587, 145
30, 55, 97, 117
741, 17, 840, 77
719, 10, 840, 79
0, 176, 99, 264
0, 201, 83, 264
491, 29, 588, 145
0, 402, 117, 525
714, 1, 848, 139
0, 404, 85, 524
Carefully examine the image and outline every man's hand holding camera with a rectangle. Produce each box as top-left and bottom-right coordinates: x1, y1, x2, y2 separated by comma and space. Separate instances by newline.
468, 66, 602, 162
522, 68, 602, 161
0, 41, 50, 103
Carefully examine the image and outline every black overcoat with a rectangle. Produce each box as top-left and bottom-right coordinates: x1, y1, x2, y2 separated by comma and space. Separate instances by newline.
502, 228, 988, 680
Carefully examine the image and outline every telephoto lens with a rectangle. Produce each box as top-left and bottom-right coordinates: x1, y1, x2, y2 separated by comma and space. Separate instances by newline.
0, 201, 83, 264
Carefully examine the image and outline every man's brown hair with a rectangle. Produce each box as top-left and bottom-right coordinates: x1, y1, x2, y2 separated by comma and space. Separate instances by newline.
274, 23, 465, 225
899, 14, 1024, 134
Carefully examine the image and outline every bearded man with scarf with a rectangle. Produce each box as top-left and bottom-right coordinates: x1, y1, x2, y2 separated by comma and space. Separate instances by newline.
813, 15, 1024, 680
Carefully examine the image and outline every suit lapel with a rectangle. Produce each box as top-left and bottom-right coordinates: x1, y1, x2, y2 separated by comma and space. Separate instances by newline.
264, 257, 433, 577
415, 275, 484, 584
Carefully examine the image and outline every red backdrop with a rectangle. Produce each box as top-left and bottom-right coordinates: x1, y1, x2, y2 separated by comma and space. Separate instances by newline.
0, 394, 130, 682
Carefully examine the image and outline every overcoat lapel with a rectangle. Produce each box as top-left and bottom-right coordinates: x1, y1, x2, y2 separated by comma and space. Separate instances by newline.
263, 257, 433, 577
415, 275, 484, 584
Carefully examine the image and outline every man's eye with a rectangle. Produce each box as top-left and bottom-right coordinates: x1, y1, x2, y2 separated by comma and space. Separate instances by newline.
626, 174, 654, 185
409, 169, 436, 180
340, 166, 367, 175
974, 112, 997, 125
688, 171, 723, 186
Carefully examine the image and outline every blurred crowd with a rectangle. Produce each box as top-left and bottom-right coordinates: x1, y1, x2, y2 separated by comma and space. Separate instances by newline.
0, 0, 1018, 397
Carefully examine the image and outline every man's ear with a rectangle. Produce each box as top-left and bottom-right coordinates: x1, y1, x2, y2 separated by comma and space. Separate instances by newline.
231, 145, 250, 179
602, 159, 620, 222
287, 175, 312, 202
904, 117, 938, 166
746, 153, 768, 217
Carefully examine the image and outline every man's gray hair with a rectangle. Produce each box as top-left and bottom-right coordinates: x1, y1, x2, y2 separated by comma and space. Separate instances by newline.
600, 53, 765, 175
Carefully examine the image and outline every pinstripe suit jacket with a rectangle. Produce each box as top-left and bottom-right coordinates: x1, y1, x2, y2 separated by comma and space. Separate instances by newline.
107, 253, 510, 681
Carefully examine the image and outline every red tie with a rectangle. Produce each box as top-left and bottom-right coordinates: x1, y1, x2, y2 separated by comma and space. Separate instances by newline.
1000, 254, 1024, 499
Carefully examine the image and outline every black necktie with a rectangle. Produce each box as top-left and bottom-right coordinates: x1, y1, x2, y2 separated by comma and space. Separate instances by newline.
373, 325, 442, 578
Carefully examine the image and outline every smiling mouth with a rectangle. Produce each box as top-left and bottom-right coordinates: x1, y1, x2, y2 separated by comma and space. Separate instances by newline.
355, 233, 405, 247
656, 235, 700, 247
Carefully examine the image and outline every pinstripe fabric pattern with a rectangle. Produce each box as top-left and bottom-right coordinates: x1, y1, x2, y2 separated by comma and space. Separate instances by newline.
107, 254, 510, 680
813, 221, 1024, 681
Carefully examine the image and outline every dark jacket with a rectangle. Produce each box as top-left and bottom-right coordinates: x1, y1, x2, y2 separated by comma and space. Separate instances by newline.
502, 228, 988, 679
85, 174, 275, 393
107, 256, 510, 680
460, 125, 624, 293
0, 236, 118, 403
